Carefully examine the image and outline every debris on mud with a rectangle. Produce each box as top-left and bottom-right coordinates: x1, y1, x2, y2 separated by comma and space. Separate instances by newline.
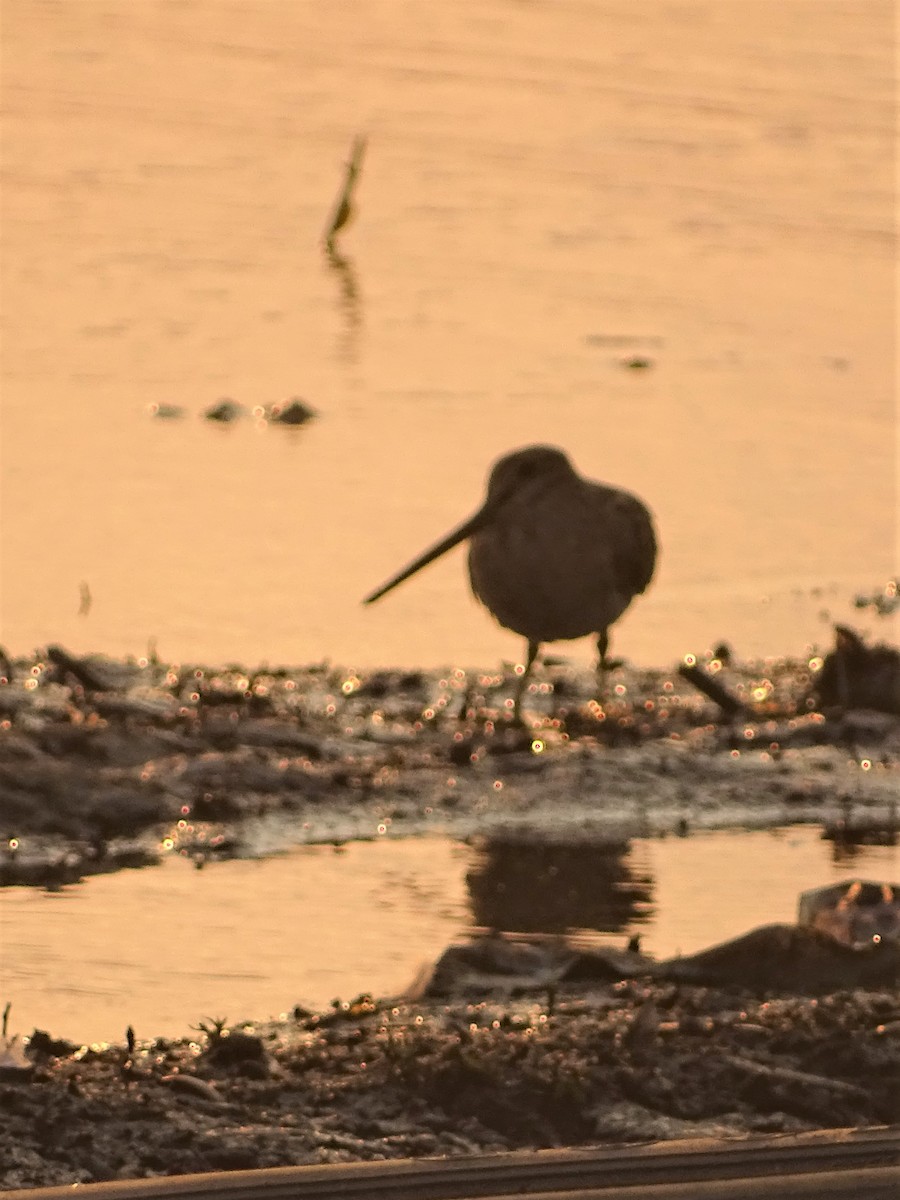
0, 638, 897, 887
2, 959, 898, 1189
813, 626, 900, 715
420, 915, 900, 1000
800, 879, 900, 947
1, 639, 898, 1189
263, 397, 317, 425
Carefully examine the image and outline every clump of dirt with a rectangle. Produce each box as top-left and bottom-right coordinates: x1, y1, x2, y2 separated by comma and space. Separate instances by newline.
2, 977, 898, 1189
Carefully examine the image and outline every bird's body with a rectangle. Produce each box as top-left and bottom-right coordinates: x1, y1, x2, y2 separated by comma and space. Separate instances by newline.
365, 445, 657, 715
467, 449, 655, 645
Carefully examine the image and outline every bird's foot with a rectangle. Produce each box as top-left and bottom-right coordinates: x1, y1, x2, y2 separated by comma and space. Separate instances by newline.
598, 656, 625, 673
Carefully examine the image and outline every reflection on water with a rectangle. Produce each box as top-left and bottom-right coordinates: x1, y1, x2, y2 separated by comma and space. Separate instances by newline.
1, 827, 895, 1045
324, 243, 363, 363
466, 837, 653, 935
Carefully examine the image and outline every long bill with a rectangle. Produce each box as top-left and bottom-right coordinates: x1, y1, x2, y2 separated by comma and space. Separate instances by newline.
363, 509, 487, 604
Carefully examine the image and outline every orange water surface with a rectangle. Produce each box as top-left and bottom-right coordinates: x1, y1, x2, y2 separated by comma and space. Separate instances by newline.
1, 0, 896, 672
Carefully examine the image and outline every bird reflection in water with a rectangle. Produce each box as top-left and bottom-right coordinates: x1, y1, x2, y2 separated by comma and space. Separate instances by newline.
465, 838, 653, 936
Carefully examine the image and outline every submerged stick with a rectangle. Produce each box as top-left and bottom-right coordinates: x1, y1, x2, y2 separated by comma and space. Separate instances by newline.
323, 134, 367, 249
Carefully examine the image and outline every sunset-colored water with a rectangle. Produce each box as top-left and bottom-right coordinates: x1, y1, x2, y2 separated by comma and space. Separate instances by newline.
2, 3, 897, 1067
3, 827, 895, 1044
1, 1, 895, 674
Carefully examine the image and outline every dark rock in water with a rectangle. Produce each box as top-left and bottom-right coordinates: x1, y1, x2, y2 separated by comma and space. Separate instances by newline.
203, 398, 244, 422
265, 397, 317, 425
814, 625, 900, 714
622, 356, 653, 370
656, 923, 900, 993
147, 402, 185, 420
854, 579, 899, 617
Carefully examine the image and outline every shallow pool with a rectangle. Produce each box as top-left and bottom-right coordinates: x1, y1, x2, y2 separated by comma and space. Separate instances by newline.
1, 826, 895, 1044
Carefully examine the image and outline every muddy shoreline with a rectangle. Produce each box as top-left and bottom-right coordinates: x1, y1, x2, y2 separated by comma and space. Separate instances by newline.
1, 644, 897, 886
3, 963, 898, 1188
1, 643, 898, 1188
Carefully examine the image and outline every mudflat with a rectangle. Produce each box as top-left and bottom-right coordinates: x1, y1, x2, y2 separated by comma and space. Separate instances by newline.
1, 640, 897, 877
1, 642, 897, 1188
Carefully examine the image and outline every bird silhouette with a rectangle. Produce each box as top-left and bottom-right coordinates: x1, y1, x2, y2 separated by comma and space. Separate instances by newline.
364, 444, 657, 718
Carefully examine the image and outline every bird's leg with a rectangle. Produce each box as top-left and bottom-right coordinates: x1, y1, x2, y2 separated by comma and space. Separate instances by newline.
513, 640, 541, 723
597, 628, 625, 676
595, 628, 615, 703
597, 629, 611, 672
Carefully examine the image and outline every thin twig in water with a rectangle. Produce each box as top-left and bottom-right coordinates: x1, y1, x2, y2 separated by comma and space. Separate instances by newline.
323, 134, 367, 249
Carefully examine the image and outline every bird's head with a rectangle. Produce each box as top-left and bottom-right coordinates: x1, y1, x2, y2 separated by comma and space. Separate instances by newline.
363, 444, 578, 605
483, 445, 576, 512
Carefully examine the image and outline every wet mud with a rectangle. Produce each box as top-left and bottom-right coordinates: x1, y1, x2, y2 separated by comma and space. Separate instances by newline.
1, 636, 897, 886
1, 637, 898, 1187
2, 965, 898, 1188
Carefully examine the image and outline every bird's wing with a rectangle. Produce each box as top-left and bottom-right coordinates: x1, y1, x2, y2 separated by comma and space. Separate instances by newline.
607, 491, 657, 595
